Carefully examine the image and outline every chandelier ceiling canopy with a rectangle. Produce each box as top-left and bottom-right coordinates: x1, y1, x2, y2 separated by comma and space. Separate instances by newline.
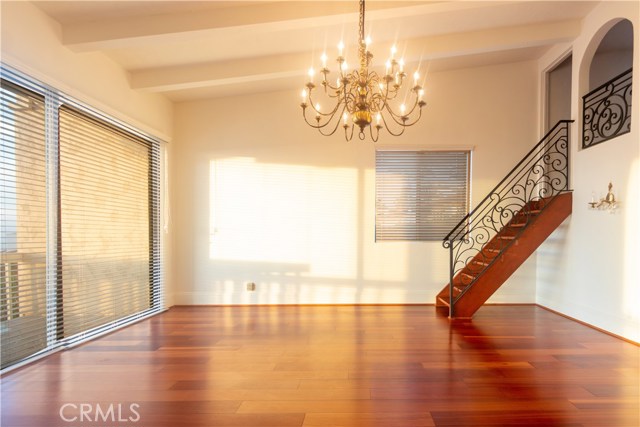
300, 0, 426, 142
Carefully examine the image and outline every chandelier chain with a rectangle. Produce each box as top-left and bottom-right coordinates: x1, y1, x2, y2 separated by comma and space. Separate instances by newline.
359, 0, 365, 42
359, 0, 366, 70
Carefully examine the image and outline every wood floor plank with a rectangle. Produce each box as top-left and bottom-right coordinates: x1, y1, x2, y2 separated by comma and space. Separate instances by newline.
236, 398, 580, 414
1, 305, 638, 427
303, 412, 436, 426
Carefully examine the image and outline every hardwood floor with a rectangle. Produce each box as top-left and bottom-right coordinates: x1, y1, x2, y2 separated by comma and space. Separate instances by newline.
1, 305, 638, 426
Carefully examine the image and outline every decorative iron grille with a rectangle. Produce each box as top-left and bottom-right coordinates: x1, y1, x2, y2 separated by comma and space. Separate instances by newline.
583, 68, 632, 149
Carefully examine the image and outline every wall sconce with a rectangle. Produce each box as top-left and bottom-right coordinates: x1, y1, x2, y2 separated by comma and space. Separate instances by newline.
589, 182, 619, 212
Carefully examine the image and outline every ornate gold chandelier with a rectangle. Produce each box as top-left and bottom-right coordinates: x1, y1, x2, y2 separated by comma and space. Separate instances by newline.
300, 0, 426, 142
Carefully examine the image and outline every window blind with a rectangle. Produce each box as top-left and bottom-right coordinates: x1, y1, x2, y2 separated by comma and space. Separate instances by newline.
0, 81, 48, 367
0, 65, 163, 370
58, 107, 156, 340
375, 150, 470, 241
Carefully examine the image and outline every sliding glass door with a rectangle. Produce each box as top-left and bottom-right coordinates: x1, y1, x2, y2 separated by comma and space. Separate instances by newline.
0, 66, 163, 370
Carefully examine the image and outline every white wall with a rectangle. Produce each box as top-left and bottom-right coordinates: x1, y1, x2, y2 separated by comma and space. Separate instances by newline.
171, 60, 540, 305
537, 1, 639, 342
0, 1, 173, 140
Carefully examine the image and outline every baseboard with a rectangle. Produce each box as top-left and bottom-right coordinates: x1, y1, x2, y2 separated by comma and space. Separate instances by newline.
170, 303, 435, 308
536, 304, 640, 346
168, 303, 639, 346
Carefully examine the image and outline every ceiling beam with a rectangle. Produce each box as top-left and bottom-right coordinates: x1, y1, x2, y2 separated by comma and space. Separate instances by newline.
130, 53, 307, 92
130, 20, 580, 93
62, 1, 436, 52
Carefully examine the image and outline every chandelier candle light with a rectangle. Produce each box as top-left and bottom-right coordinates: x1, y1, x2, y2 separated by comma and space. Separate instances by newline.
300, 0, 426, 142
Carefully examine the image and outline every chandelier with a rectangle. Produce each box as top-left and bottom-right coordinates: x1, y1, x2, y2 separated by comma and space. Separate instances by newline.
300, 0, 426, 142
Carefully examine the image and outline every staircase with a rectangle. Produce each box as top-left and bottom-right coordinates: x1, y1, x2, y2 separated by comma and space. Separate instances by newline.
436, 120, 573, 318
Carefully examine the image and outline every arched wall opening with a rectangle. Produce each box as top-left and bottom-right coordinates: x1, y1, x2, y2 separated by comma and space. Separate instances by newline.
589, 20, 633, 90
579, 19, 633, 150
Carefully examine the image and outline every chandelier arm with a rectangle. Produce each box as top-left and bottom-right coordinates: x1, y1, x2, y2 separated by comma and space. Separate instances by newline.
380, 103, 408, 126
325, 71, 357, 97
374, 81, 392, 106
302, 100, 343, 130
380, 87, 400, 102
302, 109, 326, 129
370, 92, 388, 110
385, 94, 421, 122
399, 105, 425, 127
302, 105, 348, 137
399, 92, 426, 122
325, 91, 344, 99
368, 123, 381, 142
304, 112, 340, 130
322, 82, 349, 98
323, 80, 343, 94
318, 103, 352, 136
344, 90, 359, 113
382, 112, 407, 136
380, 101, 425, 130
307, 91, 345, 120
317, 117, 345, 136
377, 77, 390, 96
378, 112, 408, 137
400, 97, 421, 117
344, 123, 356, 141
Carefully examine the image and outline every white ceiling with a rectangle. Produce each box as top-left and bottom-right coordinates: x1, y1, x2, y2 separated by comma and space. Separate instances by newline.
32, 0, 599, 102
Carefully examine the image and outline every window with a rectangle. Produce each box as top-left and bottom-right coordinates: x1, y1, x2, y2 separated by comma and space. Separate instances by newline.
0, 66, 163, 370
375, 150, 470, 241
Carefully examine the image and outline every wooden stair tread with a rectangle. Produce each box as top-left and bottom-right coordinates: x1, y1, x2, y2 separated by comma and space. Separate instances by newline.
437, 297, 450, 307
453, 286, 465, 293
515, 209, 541, 218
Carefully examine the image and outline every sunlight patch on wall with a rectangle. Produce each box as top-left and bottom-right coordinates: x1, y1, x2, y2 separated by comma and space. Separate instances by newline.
209, 157, 358, 280
361, 168, 409, 282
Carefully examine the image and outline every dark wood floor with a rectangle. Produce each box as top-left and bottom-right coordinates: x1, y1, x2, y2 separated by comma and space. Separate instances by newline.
1, 305, 638, 426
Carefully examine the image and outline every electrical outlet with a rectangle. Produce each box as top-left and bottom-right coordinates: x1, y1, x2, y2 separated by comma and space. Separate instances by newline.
246, 282, 256, 291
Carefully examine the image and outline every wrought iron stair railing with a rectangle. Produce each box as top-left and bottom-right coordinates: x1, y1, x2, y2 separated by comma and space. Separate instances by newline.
442, 120, 573, 317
